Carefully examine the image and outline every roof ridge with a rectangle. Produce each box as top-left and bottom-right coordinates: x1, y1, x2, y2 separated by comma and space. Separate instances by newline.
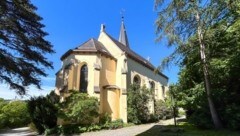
74, 38, 94, 49
61, 38, 116, 61
105, 33, 151, 63
103, 32, 168, 79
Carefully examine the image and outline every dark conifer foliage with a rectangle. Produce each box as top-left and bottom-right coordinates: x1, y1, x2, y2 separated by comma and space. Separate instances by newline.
0, 0, 54, 95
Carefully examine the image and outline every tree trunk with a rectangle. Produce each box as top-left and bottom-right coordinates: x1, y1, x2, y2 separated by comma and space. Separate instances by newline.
195, 11, 223, 129
173, 106, 177, 127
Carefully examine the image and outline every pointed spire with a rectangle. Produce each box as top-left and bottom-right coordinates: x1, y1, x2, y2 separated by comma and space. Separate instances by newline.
119, 15, 130, 48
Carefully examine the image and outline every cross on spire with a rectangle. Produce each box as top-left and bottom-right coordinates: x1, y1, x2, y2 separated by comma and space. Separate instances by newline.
120, 9, 125, 22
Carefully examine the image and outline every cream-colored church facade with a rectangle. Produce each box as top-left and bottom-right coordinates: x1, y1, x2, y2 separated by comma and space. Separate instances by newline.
55, 21, 168, 123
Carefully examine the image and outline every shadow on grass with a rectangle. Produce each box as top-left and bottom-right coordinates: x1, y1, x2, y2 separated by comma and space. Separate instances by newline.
136, 125, 185, 136
137, 123, 240, 136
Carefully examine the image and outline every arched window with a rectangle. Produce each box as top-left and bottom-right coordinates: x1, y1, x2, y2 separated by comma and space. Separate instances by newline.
80, 64, 88, 92
150, 81, 155, 91
150, 81, 155, 97
133, 75, 141, 86
162, 86, 165, 98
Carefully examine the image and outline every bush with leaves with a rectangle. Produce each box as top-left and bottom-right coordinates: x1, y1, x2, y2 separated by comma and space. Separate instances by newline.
99, 113, 111, 125
45, 119, 124, 135
154, 100, 173, 120
0, 98, 8, 129
104, 119, 123, 129
58, 91, 99, 125
127, 84, 151, 124
27, 92, 59, 134
0, 100, 30, 128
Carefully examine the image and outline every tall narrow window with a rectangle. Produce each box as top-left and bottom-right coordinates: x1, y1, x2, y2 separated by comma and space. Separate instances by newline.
80, 64, 88, 92
162, 86, 165, 98
150, 81, 155, 91
150, 81, 155, 97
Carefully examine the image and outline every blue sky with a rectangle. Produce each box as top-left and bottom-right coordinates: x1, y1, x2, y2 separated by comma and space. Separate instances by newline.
0, 0, 179, 99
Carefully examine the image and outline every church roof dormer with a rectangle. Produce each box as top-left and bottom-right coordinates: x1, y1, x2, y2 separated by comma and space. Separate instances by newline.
118, 17, 129, 48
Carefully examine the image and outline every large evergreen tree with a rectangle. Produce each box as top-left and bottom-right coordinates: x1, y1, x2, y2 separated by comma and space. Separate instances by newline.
0, 0, 54, 95
154, 0, 239, 128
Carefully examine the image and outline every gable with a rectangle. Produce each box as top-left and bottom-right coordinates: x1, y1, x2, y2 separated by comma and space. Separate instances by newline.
98, 32, 124, 57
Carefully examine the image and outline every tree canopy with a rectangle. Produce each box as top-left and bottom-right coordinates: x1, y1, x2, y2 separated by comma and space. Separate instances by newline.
154, 0, 240, 129
171, 19, 240, 129
0, 0, 54, 95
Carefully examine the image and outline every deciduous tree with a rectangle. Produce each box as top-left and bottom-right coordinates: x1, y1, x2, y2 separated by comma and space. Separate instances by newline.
154, 0, 239, 129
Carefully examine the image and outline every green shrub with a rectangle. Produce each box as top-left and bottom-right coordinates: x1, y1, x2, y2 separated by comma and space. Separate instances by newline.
45, 119, 124, 135
0, 98, 8, 129
103, 119, 123, 129
58, 91, 99, 125
0, 98, 7, 113
154, 100, 173, 120
0, 100, 30, 128
127, 84, 151, 124
222, 104, 240, 130
188, 108, 213, 129
148, 114, 159, 123
99, 113, 111, 125
27, 95, 58, 134
0, 114, 8, 129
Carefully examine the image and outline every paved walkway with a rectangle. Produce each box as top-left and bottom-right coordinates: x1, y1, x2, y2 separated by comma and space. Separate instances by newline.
81, 116, 185, 136
0, 116, 185, 136
0, 127, 37, 136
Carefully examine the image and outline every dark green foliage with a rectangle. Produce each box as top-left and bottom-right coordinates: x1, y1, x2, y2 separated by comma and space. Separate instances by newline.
222, 104, 240, 129
0, 114, 8, 129
0, 100, 30, 128
188, 108, 214, 129
58, 91, 99, 125
0, 0, 54, 95
27, 94, 58, 134
102, 119, 124, 130
99, 113, 111, 125
127, 84, 151, 124
0, 98, 8, 129
0, 98, 7, 112
148, 114, 159, 123
45, 119, 124, 135
45, 124, 99, 135
154, 100, 173, 120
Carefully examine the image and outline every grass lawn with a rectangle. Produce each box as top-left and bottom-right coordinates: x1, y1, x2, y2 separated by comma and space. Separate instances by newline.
137, 122, 240, 136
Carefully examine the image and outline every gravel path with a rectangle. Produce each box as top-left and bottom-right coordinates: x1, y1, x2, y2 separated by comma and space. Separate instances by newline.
0, 127, 37, 136
81, 116, 185, 136
0, 116, 185, 136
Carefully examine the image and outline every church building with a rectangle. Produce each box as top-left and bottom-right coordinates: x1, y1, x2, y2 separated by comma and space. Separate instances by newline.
55, 20, 168, 123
